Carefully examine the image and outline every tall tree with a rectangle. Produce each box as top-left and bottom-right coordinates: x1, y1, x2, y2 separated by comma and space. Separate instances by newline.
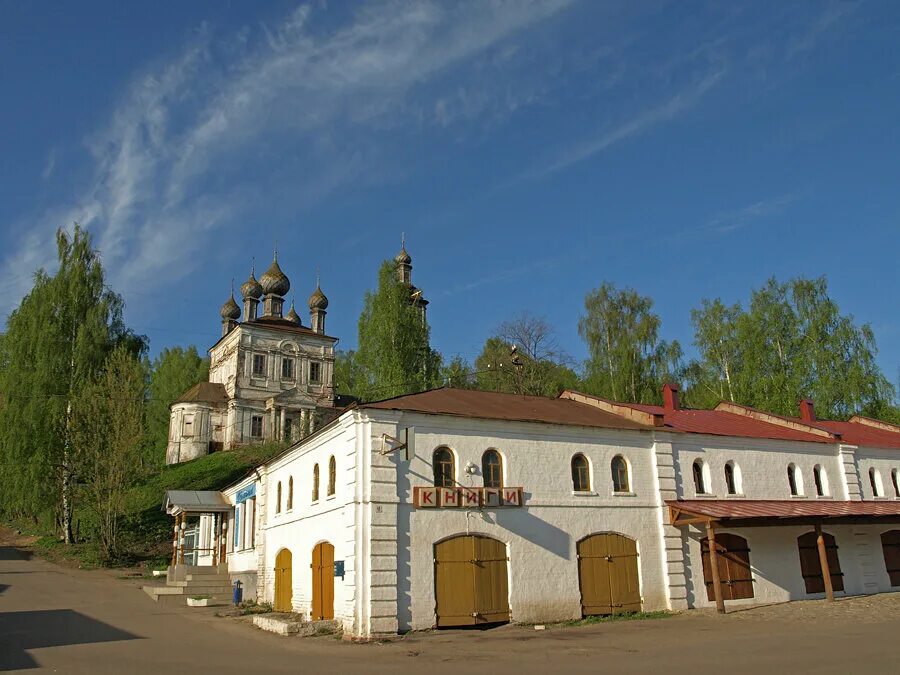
475, 313, 578, 396
145, 346, 209, 468
685, 277, 896, 418
578, 282, 682, 403
354, 261, 442, 401
73, 346, 145, 562
0, 226, 144, 541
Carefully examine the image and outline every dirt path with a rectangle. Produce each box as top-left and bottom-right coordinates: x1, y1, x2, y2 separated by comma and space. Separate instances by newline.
2, 542, 899, 674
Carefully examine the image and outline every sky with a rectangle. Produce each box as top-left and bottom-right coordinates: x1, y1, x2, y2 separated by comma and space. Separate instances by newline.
1, 0, 898, 385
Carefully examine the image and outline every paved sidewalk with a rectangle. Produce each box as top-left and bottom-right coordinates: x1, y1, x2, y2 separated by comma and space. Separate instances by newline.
2, 544, 899, 674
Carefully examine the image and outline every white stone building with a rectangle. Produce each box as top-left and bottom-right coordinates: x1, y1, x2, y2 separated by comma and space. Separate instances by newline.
165, 254, 338, 464
178, 385, 900, 638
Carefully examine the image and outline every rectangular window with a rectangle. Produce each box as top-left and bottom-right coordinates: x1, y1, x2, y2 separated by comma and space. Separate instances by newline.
182, 414, 194, 437
246, 498, 256, 548
250, 415, 264, 438
309, 361, 321, 383
252, 354, 267, 377
281, 357, 294, 379
233, 503, 242, 550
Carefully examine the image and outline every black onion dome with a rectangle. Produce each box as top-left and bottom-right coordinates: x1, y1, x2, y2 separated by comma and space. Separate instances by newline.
395, 244, 412, 265
220, 294, 241, 320
259, 258, 290, 296
240, 271, 263, 300
308, 284, 329, 311
285, 301, 301, 325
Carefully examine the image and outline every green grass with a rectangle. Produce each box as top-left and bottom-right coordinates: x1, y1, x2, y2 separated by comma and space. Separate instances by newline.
14, 441, 288, 568
560, 610, 674, 627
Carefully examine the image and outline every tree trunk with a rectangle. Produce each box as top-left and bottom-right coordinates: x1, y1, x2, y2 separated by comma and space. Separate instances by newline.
61, 401, 74, 545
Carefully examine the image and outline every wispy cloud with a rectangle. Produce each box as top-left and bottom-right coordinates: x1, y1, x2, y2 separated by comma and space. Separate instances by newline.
1, 0, 575, 314
40, 149, 57, 180
522, 66, 727, 180
705, 192, 799, 235
786, 2, 858, 61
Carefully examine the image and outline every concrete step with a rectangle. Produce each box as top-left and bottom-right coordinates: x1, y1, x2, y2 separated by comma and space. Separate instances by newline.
184, 575, 231, 583
172, 580, 232, 589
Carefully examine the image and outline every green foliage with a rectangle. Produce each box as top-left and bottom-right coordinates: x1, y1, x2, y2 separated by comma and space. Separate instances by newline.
353, 261, 442, 401
684, 277, 896, 419
334, 348, 365, 398
474, 314, 578, 397
441, 355, 477, 389
578, 282, 682, 403
145, 346, 209, 469
0, 226, 146, 540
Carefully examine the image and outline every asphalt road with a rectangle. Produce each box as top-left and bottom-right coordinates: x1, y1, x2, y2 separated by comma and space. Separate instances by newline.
2, 544, 900, 674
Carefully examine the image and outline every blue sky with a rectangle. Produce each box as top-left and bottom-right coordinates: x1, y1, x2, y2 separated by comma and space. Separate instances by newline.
1, 1, 898, 385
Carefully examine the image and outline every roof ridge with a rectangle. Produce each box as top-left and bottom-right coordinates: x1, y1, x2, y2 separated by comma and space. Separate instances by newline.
847, 415, 900, 434
559, 390, 663, 427
714, 401, 838, 440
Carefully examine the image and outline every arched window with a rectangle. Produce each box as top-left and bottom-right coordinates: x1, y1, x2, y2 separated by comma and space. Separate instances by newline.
813, 465, 828, 497
788, 464, 803, 496
870, 468, 883, 497
892, 469, 899, 498
287, 476, 293, 510
482, 450, 503, 489
572, 454, 591, 492
611, 455, 630, 493
328, 456, 336, 496
433, 447, 455, 488
276, 481, 282, 514
692, 460, 707, 495
312, 464, 320, 502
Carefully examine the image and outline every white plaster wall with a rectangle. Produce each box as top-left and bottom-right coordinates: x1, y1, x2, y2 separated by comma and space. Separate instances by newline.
683, 523, 900, 608
669, 435, 846, 500
373, 412, 667, 631
854, 447, 900, 500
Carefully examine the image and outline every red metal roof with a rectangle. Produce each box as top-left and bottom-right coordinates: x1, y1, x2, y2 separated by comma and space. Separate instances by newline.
668, 499, 900, 521
598, 402, 831, 444
811, 420, 900, 451
361, 388, 654, 431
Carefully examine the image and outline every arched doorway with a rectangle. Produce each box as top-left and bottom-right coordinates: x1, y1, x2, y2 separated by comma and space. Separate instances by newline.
881, 530, 900, 587
434, 535, 510, 627
274, 549, 292, 612
700, 533, 754, 601
577, 533, 641, 616
798, 531, 844, 594
311, 542, 335, 620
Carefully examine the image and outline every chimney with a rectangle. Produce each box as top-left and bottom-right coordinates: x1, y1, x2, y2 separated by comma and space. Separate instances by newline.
799, 399, 816, 423
663, 383, 680, 412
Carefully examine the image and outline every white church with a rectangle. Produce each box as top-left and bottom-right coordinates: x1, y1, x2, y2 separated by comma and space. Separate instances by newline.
157, 247, 900, 639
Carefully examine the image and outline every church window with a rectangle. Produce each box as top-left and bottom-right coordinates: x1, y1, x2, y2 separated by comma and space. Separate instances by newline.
725, 462, 737, 495
287, 477, 293, 510
870, 468, 884, 497
182, 414, 194, 437
328, 456, 336, 496
611, 455, 630, 493
282, 357, 294, 379
309, 361, 321, 383
482, 449, 503, 488
276, 482, 282, 514
250, 415, 264, 438
571, 454, 590, 492
788, 464, 804, 497
814, 465, 828, 497
252, 354, 266, 377
693, 460, 707, 495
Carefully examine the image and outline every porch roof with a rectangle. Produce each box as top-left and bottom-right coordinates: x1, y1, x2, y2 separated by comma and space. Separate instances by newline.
667, 498, 900, 527
163, 490, 231, 516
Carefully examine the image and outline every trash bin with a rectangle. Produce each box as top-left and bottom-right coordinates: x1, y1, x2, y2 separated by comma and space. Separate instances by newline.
232, 580, 243, 605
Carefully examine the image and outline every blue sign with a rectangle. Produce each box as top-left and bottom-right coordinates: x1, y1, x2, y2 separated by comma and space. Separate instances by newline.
236, 484, 256, 503
334, 560, 345, 579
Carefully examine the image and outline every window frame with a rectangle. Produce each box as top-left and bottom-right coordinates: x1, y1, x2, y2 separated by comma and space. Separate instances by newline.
182, 414, 195, 437
252, 353, 267, 377
312, 463, 320, 502
892, 469, 899, 499
813, 465, 828, 497
870, 467, 883, 498
433, 447, 456, 488
571, 453, 591, 493
250, 415, 264, 439
724, 462, 736, 495
309, 361, 321, 384
692, 460, 707, 495
788, 464, 804, 497
611, 455, 630, 494
327, 456, 336, 496
276, 481, 282, 514
287, 476, 293, 511
482, 449, 503, 489
281, 357, 295, 380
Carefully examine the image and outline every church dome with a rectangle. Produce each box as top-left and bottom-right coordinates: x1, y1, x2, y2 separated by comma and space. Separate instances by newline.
308, 284, 329, 311
259, 257, 290, 296
220, 294, 241, 320
395, 244, 412, 265
285, 301, 301, 325
240, 271, 263, 300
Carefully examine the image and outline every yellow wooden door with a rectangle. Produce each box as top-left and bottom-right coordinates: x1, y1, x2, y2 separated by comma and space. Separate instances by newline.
578, 533, 641, 616
435, 535, 510, 627
274, 548, 292, 612
312, 542, 335, 620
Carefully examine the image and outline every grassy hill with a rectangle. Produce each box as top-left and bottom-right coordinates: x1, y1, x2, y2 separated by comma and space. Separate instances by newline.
25, 442, 288, 569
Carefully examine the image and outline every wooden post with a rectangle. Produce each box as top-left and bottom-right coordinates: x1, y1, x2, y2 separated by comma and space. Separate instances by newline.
171, 514, 179, 566
815, 523, 835, 602
211, 514, 218, 566
706, 521, 726, 614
